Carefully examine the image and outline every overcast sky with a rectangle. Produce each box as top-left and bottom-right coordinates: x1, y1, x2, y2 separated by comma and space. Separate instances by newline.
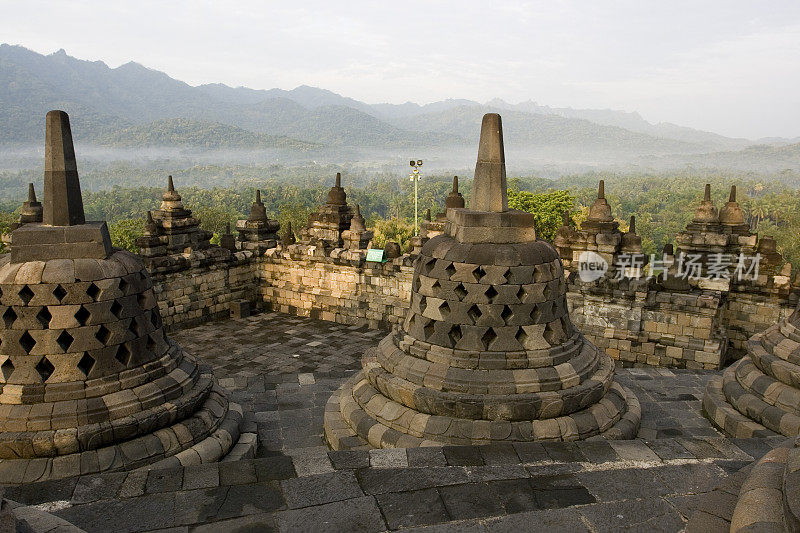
2, 0, 799, 139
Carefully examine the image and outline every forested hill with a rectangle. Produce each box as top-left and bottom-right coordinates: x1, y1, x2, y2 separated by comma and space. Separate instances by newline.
98, 118, 318, 150
1, 44, 748, 155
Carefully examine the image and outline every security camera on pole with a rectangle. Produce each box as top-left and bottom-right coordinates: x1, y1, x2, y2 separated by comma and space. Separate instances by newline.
409, 159, 423, 235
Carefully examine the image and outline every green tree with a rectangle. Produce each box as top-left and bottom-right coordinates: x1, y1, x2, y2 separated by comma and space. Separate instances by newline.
108, 218, 144, 253
372, 218, 414, 251
507, 189, 575, 242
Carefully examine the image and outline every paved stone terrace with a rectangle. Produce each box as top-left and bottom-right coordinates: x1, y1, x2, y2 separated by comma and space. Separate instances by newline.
7, 312, 787, 532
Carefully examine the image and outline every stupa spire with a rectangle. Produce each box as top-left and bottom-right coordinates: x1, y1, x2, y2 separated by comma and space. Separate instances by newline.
471, 113, 507, 212
43, 110, 85, 226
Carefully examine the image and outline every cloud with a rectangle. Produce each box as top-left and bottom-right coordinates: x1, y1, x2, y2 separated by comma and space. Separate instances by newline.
2, 0, 800, 137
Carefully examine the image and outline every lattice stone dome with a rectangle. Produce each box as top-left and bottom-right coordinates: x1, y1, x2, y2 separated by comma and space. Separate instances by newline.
0, 250, 239, 473
324, 114, 641, 449
0, 111, 243, 483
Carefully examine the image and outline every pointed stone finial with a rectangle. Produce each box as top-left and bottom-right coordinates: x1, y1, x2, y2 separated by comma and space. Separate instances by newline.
720, 184, 745, 226
144, 210, 159, 236
248, 189, 268, 222
471, 113, 507, 212
446, 175, 465, 210
282, 221, 296, 247
326, 172, 347, 205
161, 175, 183, 207
350, 204, 366, 232
629, 215, 636, 234
226, 223, 231, 235
562, 211, 571, 226
425, 209, 431, 221
19, 182, 43, 224
586, 180, 613, 223
704, 184, 711, 202
43, 110, 85, 226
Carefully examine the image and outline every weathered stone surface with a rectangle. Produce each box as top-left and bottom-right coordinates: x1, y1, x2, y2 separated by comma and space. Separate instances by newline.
0, 112, 243, 483
325, 114, 640, 449
42, 110, 85, 226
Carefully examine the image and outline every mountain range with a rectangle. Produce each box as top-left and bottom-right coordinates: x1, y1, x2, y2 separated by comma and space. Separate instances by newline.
1, 44, 797, 169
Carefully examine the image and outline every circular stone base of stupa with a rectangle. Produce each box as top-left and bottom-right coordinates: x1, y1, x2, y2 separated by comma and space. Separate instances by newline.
324, 345, 641, 450
702, 310, 800, 440
0, 251, 254, 485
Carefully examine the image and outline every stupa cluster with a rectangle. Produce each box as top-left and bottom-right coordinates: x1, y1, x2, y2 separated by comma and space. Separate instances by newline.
0, 111, 248, 484
324, 114, 641, 449
2, 109, 799, 533
555, 180, 646, 281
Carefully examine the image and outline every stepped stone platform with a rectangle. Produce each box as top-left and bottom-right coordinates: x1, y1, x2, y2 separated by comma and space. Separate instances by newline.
3, 311, 790, 532
703, 307, 800, 439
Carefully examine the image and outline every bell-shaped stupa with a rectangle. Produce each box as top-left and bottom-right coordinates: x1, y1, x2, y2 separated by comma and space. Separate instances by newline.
0, 111, 245, 484
704, 305, 800, 438
325, 113, 641, 449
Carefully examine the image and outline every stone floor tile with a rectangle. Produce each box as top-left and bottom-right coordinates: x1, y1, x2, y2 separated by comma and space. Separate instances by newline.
328, 450, 370, 470
576, 468, 672, 502
438, 482, 505, 521
72, 472, 127, 504
281, 471, 363, 509
146, 468, 183, 494
578, 497, 686, 533
369, 448, 409, 468
488, 478, 540, 514
608, 440, 662, 463
357, 467, 470, 495
284, 447, 334, 476
406, 447, 447, 468
218, 461, 257, 486
479, 443, 521, 465
190, 512, 278, 533
375, 488, 450, 529
573, 440, 617, 463
182, 463, 220, 491
55, 493, 176, 533
484, 507, 591, 532
274, 496, 386, 533
443, 446, 485, 466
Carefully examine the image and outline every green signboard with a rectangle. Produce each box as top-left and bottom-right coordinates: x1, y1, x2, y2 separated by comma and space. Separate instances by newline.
366, 248, 386, 262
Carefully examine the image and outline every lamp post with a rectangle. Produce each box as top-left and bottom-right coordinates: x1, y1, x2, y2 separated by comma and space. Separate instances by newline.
409, 159, 423, 235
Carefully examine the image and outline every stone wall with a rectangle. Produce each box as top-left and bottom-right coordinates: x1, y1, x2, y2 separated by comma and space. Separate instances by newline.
722, 290, 795, 356
152, 250, 259, 330
258, 247, 414, 329
135, 244, 796, 370
567, 284, 727, 369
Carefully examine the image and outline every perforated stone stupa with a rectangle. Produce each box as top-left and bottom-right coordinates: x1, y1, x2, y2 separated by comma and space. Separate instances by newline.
0, 111, 245, 484
236, 189, 280, 254
324, 113, 641, 449
704, 304, 800, 439
299, 172, 354, 247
